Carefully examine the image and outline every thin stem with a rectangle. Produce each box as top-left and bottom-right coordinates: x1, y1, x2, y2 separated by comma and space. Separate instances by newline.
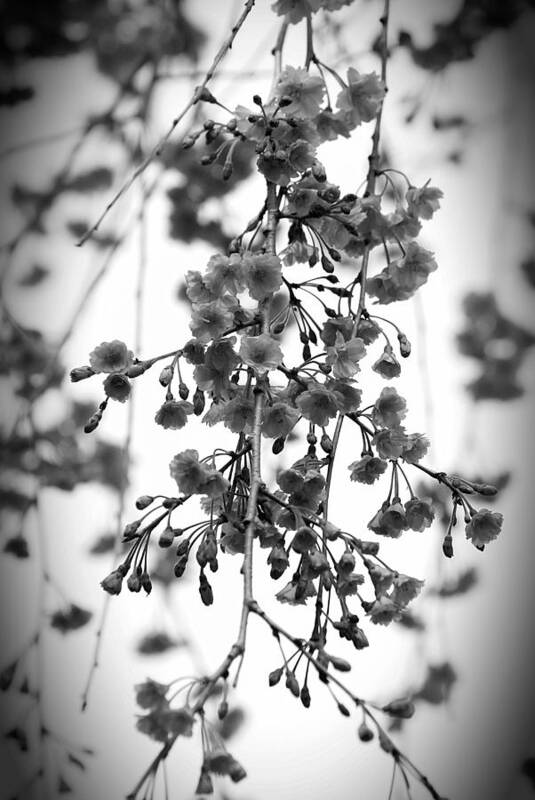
77, 0, 257, 246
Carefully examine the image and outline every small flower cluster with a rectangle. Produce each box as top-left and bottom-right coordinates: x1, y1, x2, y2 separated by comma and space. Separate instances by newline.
135, 679, 195, 743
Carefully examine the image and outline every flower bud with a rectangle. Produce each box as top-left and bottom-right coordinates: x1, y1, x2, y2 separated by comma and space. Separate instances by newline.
193, 388, 205, 416
70, 365, 94, 382
474, 483, 498, 496
123, 520, 141, 540
300, 685, 311, 708
442, 534, 454, 558
199, 572, 213, 606
135, 495, 154, 510
320, 433, 333, 453
174, 555, 188, 578
127, 573, 142, 593
328, 654, 352, 672
126, 362, 147, 378
268, 667, 283, 687
382, 697, 415, 719
84, 411, 102, 434
357, 720, 374, 742
100, 568, 125, 595
159, 365, 174, 386
176, 539, 189, 556
197, 87, 217, 104
397, 332, 412, 357
285, 671, 300, 697
158, 526, 175, 548
272, 436, 285, 455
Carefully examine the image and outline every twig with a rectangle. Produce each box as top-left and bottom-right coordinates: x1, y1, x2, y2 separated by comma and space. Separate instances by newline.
80, 175, 151, 712
77, 0, 258, 247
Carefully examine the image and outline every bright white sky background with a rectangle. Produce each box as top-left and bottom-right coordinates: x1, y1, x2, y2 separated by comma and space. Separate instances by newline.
1, 1, 535, 799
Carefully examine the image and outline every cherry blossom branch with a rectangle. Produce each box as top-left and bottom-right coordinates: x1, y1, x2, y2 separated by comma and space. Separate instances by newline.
248, 603, 444, 800
326, 0, 391, 505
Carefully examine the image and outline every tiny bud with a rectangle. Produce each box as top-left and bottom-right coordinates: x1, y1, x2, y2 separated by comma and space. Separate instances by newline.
182, 135, 197, 149
158, 526, 175, 548
178, 382, 189, 400
84, 412, 102, 434
126, 362, 147, 378
193, 388, 205, 415
100, 569, 124, 595
442, 534, 454, 558
197, 87, 217, 104
252, 94, 263, 106
358, 720, 374, 742
278, 95, 293, 107
321, 256, 334, 273
329, 655, 351, 672
127, 573, 142, 593
176, 539, 189, 556
202, 119, 215, 130
300, 685, 311, 708
320, 433, 333, 453
70, 365, 94, 382
285, 671, 300, 698
226, 118, 237, 132
135, 495, 154, 510
307, 432, 317, 445
123, 520, 141, 540
174, 555, 188, 578
272, 322, 286, 335
272, 436, 285, 455
222, 161, 233, 180
397, 332, 412, 357
474, 483, 498, 496
217, 700, 228, 719
269, 667, 283, 687
199, 572, 213, 606
328, 247, 341, 262
140, 572, 152, 595
159, 365, 174, 386
337, 702, 351, 717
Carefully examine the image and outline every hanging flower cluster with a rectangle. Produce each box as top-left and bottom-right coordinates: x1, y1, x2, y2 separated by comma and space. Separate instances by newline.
70, 1, 505, 798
